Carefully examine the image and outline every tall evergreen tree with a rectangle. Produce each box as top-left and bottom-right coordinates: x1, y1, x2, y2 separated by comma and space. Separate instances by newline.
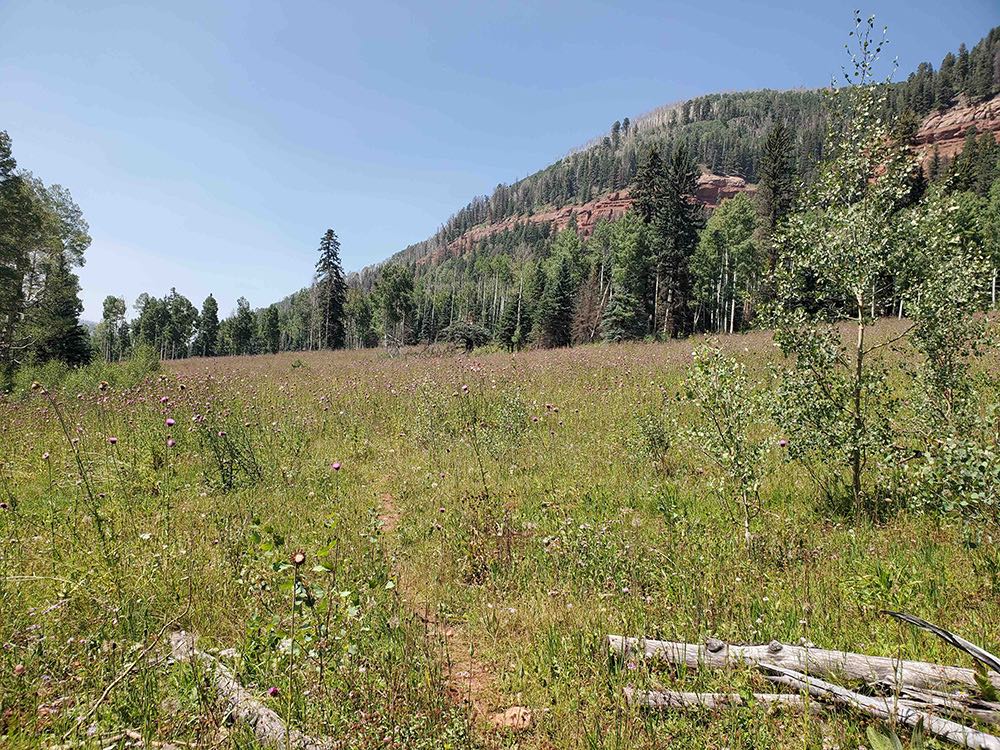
25, 254, 90, 366
649, 146, 702, 337
314, 229, 347, 349
755, 121, 798, 273
194, 294, 219, 357
537, 255, 574, 348
262, 304, 280, 354
230, 297, 255, 355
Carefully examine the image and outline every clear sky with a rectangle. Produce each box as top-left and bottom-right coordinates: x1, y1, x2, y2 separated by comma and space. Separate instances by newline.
1, 0, 996, 320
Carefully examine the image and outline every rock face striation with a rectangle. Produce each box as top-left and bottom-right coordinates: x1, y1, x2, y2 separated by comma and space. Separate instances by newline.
914, 94, 1000, 160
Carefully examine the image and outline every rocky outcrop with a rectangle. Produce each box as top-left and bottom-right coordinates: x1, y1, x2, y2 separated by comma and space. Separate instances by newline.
435, 173, 755, 263
914, 94, 1000, 160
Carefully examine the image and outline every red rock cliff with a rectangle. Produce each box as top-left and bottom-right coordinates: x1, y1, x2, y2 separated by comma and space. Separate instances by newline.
437, 173, 754, 262
914, 94, 1000, 160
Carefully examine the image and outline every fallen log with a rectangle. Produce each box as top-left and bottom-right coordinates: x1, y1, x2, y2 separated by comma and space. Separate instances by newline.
763, 663, 1000, 750
891, 684, 1000, 726
608, 635, 1000, 692
623, 686, 962, 719
170, 631, 337, 750
624, 686, 823, 713
884, 611, 1000, 676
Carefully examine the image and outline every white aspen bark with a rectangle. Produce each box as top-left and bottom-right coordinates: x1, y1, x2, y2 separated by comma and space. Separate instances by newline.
729, 270, 737, 335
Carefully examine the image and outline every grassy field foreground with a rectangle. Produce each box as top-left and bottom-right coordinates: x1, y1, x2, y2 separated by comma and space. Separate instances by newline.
3, 332, 1000, 749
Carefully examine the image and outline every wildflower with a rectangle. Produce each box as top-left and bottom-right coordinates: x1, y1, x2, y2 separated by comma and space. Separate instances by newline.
267, 686, 279, 698
217, 430, 226, 437
160, 396, 169, 404
107, 436, 118, 445
331, 461, 342, 471
778, 439, 788, 448
166, 438, 176, 448
42, 452, 50, 460
165, 418, 175, 427
290, 550, 306, 567
13, 663, 25, 676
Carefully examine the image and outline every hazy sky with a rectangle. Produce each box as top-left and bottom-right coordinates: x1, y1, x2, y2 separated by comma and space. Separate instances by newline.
1, 1, 996, 320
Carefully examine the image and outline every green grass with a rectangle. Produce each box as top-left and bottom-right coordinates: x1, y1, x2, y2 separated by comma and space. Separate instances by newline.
2, 331, 998, 748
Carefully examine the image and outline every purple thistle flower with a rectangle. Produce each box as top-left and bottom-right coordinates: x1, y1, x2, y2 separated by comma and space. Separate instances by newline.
166, 438, 176, 448
267, 686, 279, 698
778, 439, 788, 448
165, 418, 175, 427
332, 461, 342, 471
107, 436, 118, 445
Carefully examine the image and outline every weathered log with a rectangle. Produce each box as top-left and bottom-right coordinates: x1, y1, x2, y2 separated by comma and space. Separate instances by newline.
763, 663, 1000, 750
608, 635, 1000, 692
170, 631, 337, 750
885, 611, 1000, 676
891, 684, 1000, 726
624, 686, 823, 713
624, 686, 966, 719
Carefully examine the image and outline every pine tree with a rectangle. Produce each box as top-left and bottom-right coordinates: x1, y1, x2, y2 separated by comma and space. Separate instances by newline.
262, 304, 280, 354
600, 211, 647, 342
26, 254, 90, 366
195, 294, 219, 357
755, 121, 797, 273
497, 293, 520, 351
314, 229, 347, 349
655, 146, 702, 337
537, 256, 574, 348
230, 297, 255, 355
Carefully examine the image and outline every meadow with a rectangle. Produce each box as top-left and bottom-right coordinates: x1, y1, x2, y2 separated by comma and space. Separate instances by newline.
3, 331, 999, 749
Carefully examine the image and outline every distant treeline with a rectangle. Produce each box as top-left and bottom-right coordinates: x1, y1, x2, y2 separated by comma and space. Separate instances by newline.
2, 26, 999, 377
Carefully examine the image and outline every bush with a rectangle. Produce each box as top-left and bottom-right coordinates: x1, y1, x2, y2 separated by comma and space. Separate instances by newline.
6, 345, 161, 397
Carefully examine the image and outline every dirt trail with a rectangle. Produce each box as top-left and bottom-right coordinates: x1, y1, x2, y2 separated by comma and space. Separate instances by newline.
377, 492, 531, 732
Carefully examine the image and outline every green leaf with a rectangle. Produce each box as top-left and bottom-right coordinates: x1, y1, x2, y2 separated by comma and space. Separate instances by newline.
865, 726, 903, 750
975, 662, 999, 701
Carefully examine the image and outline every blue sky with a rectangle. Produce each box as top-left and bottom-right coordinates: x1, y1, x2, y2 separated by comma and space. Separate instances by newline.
0, 1, 996, 320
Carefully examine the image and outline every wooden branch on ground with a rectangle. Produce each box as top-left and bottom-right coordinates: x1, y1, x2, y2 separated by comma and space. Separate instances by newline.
890, 684, 1000, 726
608, 635, 1000, 692
884, 611, 1000, 676
624, 686, 824, 714
170, 631, 338, 750
763, 663, 1000, 750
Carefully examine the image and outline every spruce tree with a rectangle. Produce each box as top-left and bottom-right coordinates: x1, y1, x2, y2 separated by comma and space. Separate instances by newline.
262, 304, 280, 354
315, 229, 347, 349
755, 121, 797, 273
497, 293, 520, 351
657, 146, 702, 337
195, 294, 219, 357
537, 256, 574, 348
27, 254, 90, 366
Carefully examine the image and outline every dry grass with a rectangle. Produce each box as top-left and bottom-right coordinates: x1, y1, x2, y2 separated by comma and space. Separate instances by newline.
2, 329, 999, 748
